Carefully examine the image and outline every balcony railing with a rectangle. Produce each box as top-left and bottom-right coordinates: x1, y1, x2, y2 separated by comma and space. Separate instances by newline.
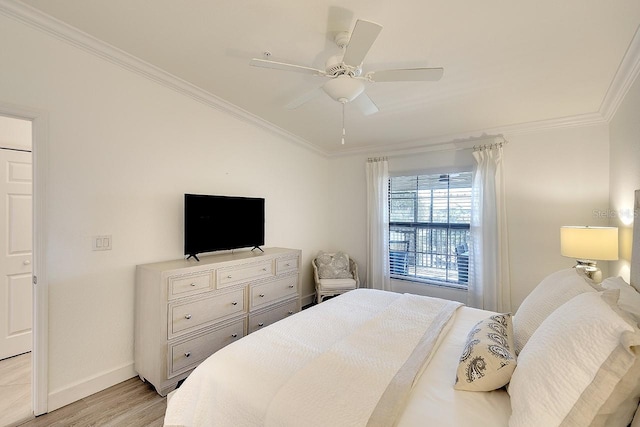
390, 224, 469, 285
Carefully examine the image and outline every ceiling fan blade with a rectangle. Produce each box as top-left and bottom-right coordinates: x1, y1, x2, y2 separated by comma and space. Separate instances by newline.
369, 67, 444, 82
285, 87, 324, 109
342, 20, 383, 67
250, 58, 326, 76
352, 92, 379, 115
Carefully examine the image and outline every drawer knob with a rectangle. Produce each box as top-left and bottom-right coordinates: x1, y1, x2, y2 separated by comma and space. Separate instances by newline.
258, 322, 264, 327
231, 301, 238, 306
285, 263, 291, 267
190, 283, 196, 287
288, 311, 294, 315
288, 285, 294, 288
262, 268, 267, 271
259, 294, 265, 298
184, 314, 192, 320
227, 275, 232, 279
184, 352, 191, 358
231, 333, 238, 338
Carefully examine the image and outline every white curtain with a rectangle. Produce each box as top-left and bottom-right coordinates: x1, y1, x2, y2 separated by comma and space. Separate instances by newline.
366, 158, 391, 291
468, 145, 511, 312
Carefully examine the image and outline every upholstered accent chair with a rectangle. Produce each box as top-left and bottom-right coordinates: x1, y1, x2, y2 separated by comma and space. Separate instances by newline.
312, 252, 360, 304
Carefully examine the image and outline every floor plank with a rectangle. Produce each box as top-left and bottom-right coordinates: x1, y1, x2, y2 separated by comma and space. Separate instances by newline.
0, 352, 32, 427
17, 378, 166, 427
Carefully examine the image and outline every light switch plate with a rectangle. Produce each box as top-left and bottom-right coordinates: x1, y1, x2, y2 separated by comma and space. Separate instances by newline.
92, 235, 112, 251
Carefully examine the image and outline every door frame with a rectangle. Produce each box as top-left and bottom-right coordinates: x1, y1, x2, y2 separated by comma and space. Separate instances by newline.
0, 103, 48, 415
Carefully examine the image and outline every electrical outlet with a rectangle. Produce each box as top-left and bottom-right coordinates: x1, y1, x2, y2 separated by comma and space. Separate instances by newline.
92, 235, 112, 251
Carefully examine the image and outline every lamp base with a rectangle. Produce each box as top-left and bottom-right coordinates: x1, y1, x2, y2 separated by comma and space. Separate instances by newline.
574, 260, 602, 283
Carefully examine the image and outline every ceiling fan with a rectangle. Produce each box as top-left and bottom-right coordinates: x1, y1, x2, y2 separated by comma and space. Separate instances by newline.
249, 19, 444, 143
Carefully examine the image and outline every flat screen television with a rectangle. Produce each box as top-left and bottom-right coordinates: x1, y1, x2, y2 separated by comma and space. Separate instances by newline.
184, 194, 265, 260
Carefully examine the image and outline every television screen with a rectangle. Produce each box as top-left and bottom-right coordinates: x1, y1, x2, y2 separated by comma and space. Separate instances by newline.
184, 194, 265, 258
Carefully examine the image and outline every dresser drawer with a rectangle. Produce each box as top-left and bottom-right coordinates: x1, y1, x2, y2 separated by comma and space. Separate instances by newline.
250, 274, 298, 310
168, 319, 245, 378
275, 255, 299, 275
169, 288, 246, 338
249, 299, 299, 333
167, 272, 212, 300
216, 260, 274, 289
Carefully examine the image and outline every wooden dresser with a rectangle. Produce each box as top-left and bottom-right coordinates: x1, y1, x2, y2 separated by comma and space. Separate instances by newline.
135, 247, 301, 396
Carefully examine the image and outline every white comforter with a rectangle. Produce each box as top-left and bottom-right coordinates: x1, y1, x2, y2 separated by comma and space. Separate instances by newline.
164, 289, 511, 427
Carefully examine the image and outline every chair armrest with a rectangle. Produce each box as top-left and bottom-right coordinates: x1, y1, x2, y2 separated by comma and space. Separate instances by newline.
312, 259, 321, 284
349, 258, 360, 288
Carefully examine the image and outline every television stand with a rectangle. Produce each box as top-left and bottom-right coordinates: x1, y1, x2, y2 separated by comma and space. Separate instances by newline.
251, 246, 264, 253
186, 254, 200, 262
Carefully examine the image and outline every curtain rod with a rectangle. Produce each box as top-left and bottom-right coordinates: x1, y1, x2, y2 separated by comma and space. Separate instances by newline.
367, 156, 388, 162
472, 139, 509, 152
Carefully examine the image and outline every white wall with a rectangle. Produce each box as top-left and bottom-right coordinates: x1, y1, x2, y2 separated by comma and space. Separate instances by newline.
0, 14, 330, 409
503, 124, 610, 308
328, 124, 611, 311
609, 73, 640, 280
0, 115, 32, 150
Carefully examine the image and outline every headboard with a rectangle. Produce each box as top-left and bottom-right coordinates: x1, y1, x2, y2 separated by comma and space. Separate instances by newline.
631, 189, 640, 291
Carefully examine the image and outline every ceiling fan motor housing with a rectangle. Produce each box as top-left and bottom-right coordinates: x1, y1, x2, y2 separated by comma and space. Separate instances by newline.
325, 54, 347, 76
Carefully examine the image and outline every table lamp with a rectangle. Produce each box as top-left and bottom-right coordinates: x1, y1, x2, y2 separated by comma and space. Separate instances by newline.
560, 226, 619, 282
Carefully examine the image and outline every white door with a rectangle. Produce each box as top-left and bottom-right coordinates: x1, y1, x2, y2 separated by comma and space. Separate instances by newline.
0, 149, 32, 360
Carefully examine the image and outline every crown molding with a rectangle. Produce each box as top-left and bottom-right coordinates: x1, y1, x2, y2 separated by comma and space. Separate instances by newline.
349, 134, 507, 159
599, 24, 640, 122
0, 0, 329, 157
330, 111, 607, 157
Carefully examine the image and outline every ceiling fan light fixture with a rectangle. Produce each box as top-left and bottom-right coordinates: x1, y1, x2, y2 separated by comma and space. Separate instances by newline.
322, 75, 365, 103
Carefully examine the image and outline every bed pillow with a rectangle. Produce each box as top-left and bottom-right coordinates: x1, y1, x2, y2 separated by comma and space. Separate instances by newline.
513, 268, 597, 354
454, 313, 516, 392
592, 354, 640, 427
316, 252, 352, 279
600, 276, 640, 320
509, 290, 640, 427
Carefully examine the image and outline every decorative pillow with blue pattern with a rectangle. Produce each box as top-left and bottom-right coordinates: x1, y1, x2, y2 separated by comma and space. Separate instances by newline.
454, 313, 516, 391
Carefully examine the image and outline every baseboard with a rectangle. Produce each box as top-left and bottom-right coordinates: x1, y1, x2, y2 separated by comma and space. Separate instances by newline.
47, 362, 137, 412
301, 293, 315, 308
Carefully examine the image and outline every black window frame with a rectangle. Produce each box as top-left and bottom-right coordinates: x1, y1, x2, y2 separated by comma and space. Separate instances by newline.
388, 171, 472, 289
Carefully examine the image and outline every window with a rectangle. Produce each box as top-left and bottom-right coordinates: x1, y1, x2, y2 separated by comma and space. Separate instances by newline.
389, 171, 472, 288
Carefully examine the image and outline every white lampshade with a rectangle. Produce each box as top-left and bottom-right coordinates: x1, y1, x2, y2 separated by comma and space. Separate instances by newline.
560, 226, 619, 261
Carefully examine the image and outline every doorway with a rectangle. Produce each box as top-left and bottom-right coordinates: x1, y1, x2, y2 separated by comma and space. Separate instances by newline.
0, 104, 48, 422
0, 115, 33, 425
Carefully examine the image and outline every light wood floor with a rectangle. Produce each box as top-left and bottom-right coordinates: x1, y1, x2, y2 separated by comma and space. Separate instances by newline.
15, 377, 166, 427
0, 352, 31, 427
0, 351, 166, 427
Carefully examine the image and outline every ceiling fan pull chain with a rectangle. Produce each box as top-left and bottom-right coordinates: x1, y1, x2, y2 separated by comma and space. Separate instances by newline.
341, 101, 346, 145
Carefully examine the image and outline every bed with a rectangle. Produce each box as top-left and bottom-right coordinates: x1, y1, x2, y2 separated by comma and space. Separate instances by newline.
164, 190, 640, 427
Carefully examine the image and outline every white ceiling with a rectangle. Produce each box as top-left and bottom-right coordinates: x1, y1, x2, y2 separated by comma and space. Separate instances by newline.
19, 0, 640, 154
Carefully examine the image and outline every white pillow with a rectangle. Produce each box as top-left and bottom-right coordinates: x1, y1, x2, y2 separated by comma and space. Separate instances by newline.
513, 268, 597, 354
601, 276, 640, 320
454, 313, 516, 391
509, 291, 640, 427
